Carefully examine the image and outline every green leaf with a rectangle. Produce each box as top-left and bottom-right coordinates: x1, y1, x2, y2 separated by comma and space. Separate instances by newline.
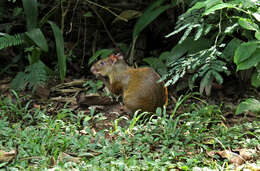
83, 12, 93, 18
159, 51, 171, 61
0, 34, 24, 50
25, 28, 48, 52
253, 12, 260, 22
222, 38, 242, 62
28, 47, 41, 64
165, 23, 189, 38
186, 1, 206, 13
22, 0, 38, 31
133, 0, 169, 39
11, 72, 27, 91
203, 3, 236, 16
168, 37, 212, 65
238, 18, 259, 31
224, 23, 239, 34
251, 71, 260, 88
188, 38, 212, 54
88, 49, 114, 66
212, 70, 223, 84
194, 25, 204, 41
242, 0, 257, 9
143, 57, 167, 75
255, 31, 260, 40
205, 0, 223, 9
235, 98, 260, 115
168, 38, 193, 64
48, 21, 66, 81
234, 41, 257, 64
236, 48, 260, 71
200, 70, 213, 96
204, 24, 213, 35
179, 25, 194, 44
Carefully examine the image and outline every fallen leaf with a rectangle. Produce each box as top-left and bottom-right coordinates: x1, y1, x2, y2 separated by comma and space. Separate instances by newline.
237, 148, 256, 160
91, 128, 97, 135
35, 85, 50, 99
0, 149, 16, 162
217, 150, 244, 166
79, 129, 88, 135
33, 104, 41, 109
76, 93, 116, 107
206, 150, 217, 157
60, 152, 81, 163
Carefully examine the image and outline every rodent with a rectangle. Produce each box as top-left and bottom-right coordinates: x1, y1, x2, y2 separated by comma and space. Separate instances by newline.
90, 53, 168, 113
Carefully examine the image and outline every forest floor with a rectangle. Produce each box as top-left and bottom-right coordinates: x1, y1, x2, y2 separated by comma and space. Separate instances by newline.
0, 76, 259, 170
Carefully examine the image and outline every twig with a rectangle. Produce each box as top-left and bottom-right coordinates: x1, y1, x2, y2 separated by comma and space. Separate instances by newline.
88, 4, 118, 48
85, 0, 128, 22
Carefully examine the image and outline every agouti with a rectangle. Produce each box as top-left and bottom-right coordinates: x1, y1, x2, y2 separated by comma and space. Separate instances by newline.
90, 53, 168, 114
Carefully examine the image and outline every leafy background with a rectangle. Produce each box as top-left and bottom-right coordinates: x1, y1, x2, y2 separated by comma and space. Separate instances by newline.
0, 0, 259, 170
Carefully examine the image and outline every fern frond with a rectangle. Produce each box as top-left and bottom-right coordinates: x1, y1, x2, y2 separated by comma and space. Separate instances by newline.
11, 61, 48, 92
164, 44, 230, 95
166, 9, 205, 43
25, 61, 48, 91
0, 33, 25, 50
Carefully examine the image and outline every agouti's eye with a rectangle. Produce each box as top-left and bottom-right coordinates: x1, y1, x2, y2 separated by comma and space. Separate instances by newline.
99, 61, 105, 65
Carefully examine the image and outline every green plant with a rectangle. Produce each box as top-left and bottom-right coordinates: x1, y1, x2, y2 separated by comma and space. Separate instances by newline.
143, 52, 168, 75
162, 0, 260, 94
236, 98, 260, 115
11, 61, 48, 92
130, 0, 172, 64
83, 80, 104, 94
0, 34, 25, 49
88, 49, 114, 66
0, 92, 259, 170
0, 90, 33, 122
0, 0, 66, 91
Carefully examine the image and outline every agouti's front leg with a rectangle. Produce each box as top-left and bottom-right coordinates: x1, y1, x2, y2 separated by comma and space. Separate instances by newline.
97, 76, 112, 90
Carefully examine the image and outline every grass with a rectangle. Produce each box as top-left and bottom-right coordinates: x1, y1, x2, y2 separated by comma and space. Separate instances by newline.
0, 92, 259, 170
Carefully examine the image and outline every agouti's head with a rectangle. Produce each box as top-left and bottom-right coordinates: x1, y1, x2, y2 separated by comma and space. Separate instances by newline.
90, 53, 125, 77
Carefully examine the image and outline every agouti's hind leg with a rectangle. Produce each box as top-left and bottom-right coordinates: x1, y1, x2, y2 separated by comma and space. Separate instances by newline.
123, 97, 140, 116
119, 105, 133, 116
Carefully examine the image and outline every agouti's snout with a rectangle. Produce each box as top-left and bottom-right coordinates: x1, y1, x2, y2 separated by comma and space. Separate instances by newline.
90, 66, 98, 76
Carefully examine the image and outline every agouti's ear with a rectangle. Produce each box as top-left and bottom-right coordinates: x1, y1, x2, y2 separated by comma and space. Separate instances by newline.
115, 53, 124, 60
109, 54, 118, 64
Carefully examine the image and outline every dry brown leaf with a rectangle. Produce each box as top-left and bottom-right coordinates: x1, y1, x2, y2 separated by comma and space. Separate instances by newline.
33, 104, 41, 109
51, 96, 76, 104
60, 152, 81, 163
112, 10, 142, 23
79, 129, 88, 135
0, 84, 10, 93
50, 156, 56, 167
184, 130, 190, 136
257, 144, 260, 151
76, 93, 116, 107
52, 79, 86, 90
237, 148, 256, 160
35, 85, 50, 99
206, 150, 217, 157
0, 149, 16, 162
216, 150, 244, 166
91, 128, 97, 135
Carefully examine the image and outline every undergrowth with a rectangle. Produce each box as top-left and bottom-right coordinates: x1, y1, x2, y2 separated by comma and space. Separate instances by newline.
0, 93, 259, 170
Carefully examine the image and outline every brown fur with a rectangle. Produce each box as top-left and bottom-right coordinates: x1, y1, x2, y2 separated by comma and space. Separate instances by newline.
91, 54, 168, 113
